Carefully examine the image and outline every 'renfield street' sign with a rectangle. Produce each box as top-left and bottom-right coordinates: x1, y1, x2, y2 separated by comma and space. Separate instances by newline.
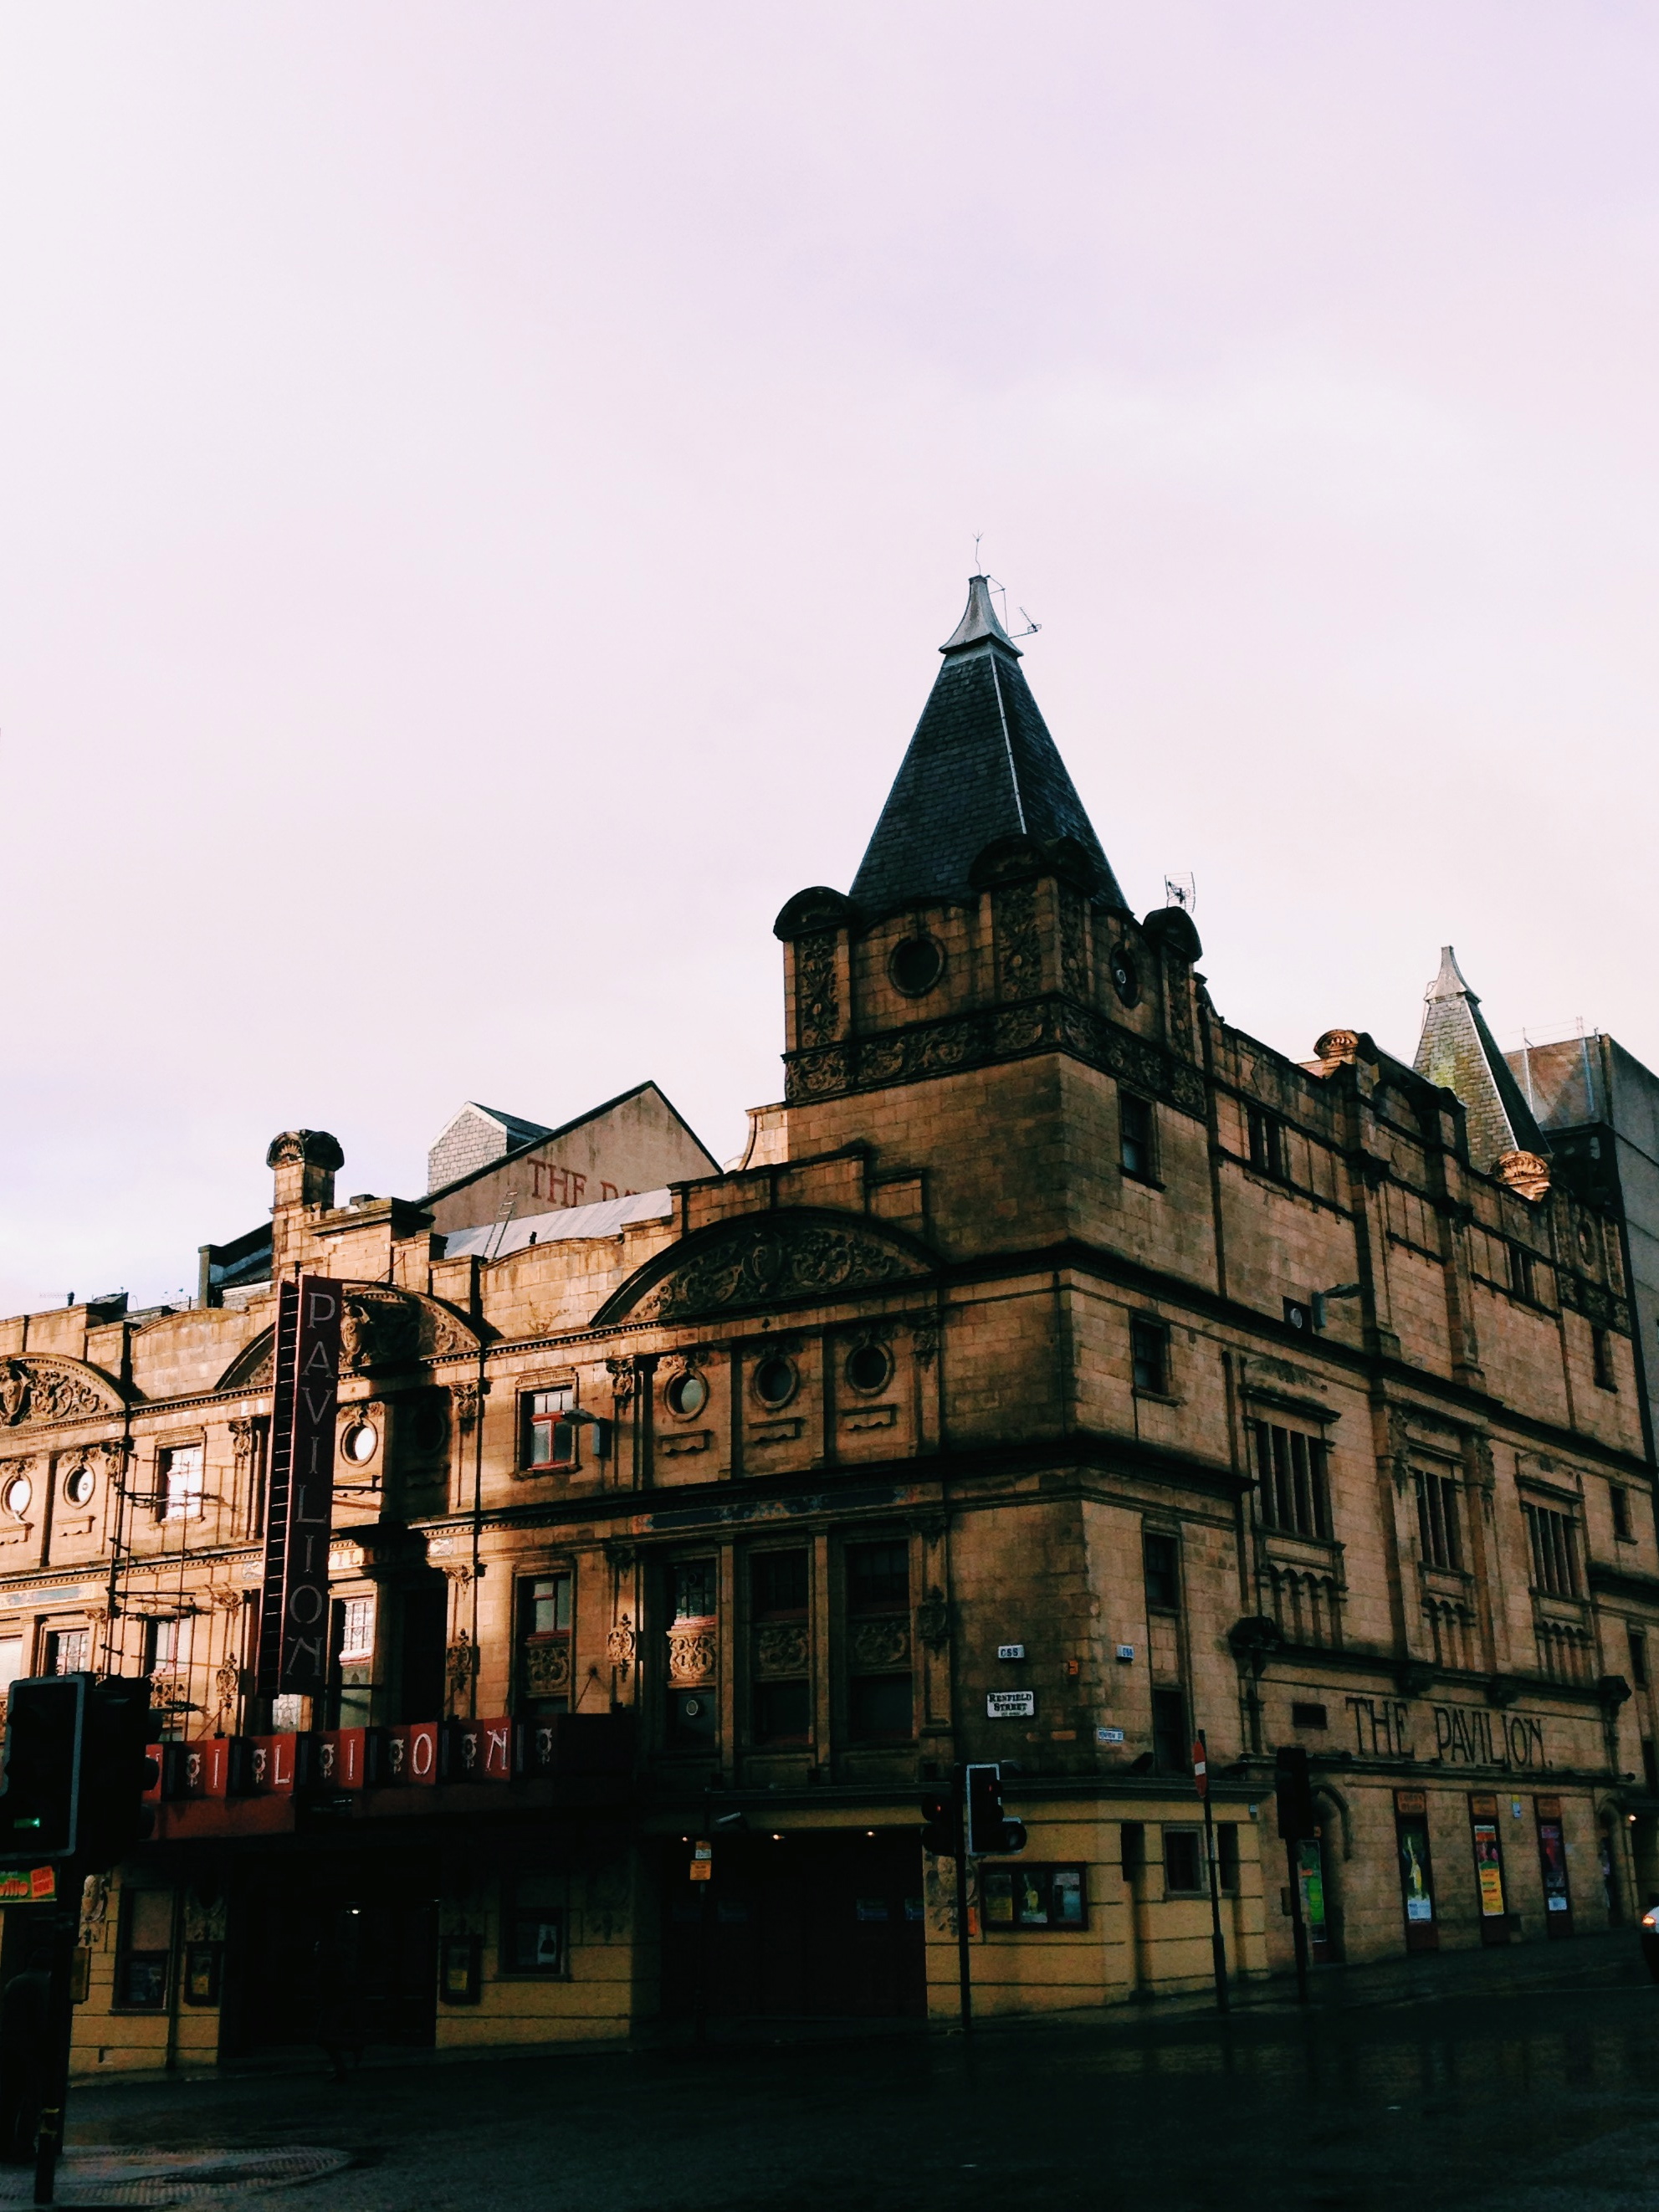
256, 1275, 342, 1696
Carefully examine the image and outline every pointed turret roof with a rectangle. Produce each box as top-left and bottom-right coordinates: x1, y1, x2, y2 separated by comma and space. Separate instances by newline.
848, 577, 1126, 919
1413, 946, 1548, 1170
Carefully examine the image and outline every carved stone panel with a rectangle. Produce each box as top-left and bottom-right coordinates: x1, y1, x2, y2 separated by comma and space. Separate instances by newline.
753, 1623, 810, 1677
668, 1624, 716, 1684
615, 1216, 927, 1326
849, 1616, 910, 1672
796, 930, 840, 1048
522, 1636, 573, 1698
996, 883, 1042, 1001
0, 1358, 120, 1426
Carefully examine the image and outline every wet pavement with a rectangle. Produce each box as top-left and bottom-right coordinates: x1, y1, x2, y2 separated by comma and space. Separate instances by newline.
54, 1933, 1659, 2210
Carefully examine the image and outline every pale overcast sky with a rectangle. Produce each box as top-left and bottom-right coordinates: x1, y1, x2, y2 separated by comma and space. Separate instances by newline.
2, 4, 1656, 1313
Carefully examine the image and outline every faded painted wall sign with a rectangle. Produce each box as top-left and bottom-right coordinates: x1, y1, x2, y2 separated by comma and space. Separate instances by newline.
1344, 1693, 1554, 1772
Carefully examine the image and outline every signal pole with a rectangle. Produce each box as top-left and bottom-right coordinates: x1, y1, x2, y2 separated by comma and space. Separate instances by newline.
954, 1778, 972, 2038
1192, 1729, 1228, 2014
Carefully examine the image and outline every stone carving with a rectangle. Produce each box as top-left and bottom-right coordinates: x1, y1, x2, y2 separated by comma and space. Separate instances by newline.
754, 1623, 809, 1676
667, 1626, 716, 1683
1496, 1150, 1552, 1203
625, 1219, 924, 1325
996, 883, 1042, 1001
911, 1322, 940, 1367
850, 1615, 910, 1671
1559, 1270, 1624, 1331
265, 1129, 344, 1171
784, 996, 1207, 1119
916, 1588, 950, 1652
446, 1631, 480, 1698
216, 1289, 479, 1394
0, 1359, 115, 1427
796, 929, 840, 1048
607, 1357, 642, 1409
1058, 888, 1090, 1002
522, 1636, 573, 1697
450, 1381, 485, 1434
606, 1613, 636, 1680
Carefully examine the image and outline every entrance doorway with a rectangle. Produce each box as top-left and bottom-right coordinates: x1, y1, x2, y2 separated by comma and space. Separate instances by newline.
224, 1855, 438, 2053
661, 1828, 925, 2020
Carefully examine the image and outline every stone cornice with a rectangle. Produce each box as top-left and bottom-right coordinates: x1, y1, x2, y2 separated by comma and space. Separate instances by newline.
783, 994, 1206, 1119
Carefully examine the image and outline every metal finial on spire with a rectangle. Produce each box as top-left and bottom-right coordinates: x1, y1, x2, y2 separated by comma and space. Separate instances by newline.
940, 575, 1021, 658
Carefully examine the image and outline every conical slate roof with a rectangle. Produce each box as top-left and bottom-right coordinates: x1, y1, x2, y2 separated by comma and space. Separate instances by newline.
1413, 947, 1548, 1170
848, 577, 1126, 919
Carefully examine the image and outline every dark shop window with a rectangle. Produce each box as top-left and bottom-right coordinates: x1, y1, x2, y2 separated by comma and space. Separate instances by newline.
1247, 1105, 1286, 1181
115, 1888, 172, 2010
1217, 1824, 1240, 1894
752, 1550, 809, 1616
846, 1539, 912, 1742
981, 1864, 1087, 1930
397, 1585, 448, 1723
1131, 1318, 1169, 1395
1150, 1688, 1189, 1775
848, 1675, 913, 1739
1415, 1470, 1464, 1573
502, 1874, 566, 1976
1256, 1423, 1332, 1540
1593, 1329, 1617, 1390
1143, 1533, 1180, 1611
752, 1678, 812, 1743
1524, 1504, 1580, 1600
1163, 1827, 1203, 1894
672, 1559, 717, 1622
1613, 1487, 1635, 1543
1120, 1094, 1155, 1182
847, 1541, 909, 1614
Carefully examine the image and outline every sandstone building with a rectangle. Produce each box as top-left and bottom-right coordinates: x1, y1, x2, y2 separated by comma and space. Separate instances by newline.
0, 576, 1653, 2066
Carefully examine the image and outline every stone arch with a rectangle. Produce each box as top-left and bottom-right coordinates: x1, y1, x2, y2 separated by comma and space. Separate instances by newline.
0, 1354, 126, 1428
592, 1208, 935, 1328
216, 1284, 487, 1391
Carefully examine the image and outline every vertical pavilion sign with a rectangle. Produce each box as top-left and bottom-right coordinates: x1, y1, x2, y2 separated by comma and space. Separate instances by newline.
256, 1276, 341, 1695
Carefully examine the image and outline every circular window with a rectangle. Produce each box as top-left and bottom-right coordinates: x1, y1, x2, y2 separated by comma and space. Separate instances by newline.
890, 936, 945, 997
845, 1341, 893, 1394
64, 1465, 95, 1507
682, 1695, 704, 1720
753, 1354, 797, 1409
3, 1476, 31, 1519
341, 1422, 378, 1466
665, 1370, 708, 1419
1109, 946, 1140, 1007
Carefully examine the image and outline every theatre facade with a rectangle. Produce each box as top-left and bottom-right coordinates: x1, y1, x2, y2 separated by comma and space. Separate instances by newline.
2, 576, 1656, 2066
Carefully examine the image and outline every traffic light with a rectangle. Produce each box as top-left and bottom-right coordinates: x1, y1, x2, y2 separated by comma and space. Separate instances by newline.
76, 1678, 157, 1871
0, 1677, 84, 1862
1275, 1744, 1318, 1843
919, 1787, 958, 1857
965, 1764, 1027, 1856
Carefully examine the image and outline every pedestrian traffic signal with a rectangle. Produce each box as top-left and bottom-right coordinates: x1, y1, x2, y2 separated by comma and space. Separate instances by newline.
965, 1764, 1027, 1856
1275, 1743, 1318, 1843
919, 1788, 958, 1857
0, 1677, 84, 1862
76, 1678, 157, 1871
